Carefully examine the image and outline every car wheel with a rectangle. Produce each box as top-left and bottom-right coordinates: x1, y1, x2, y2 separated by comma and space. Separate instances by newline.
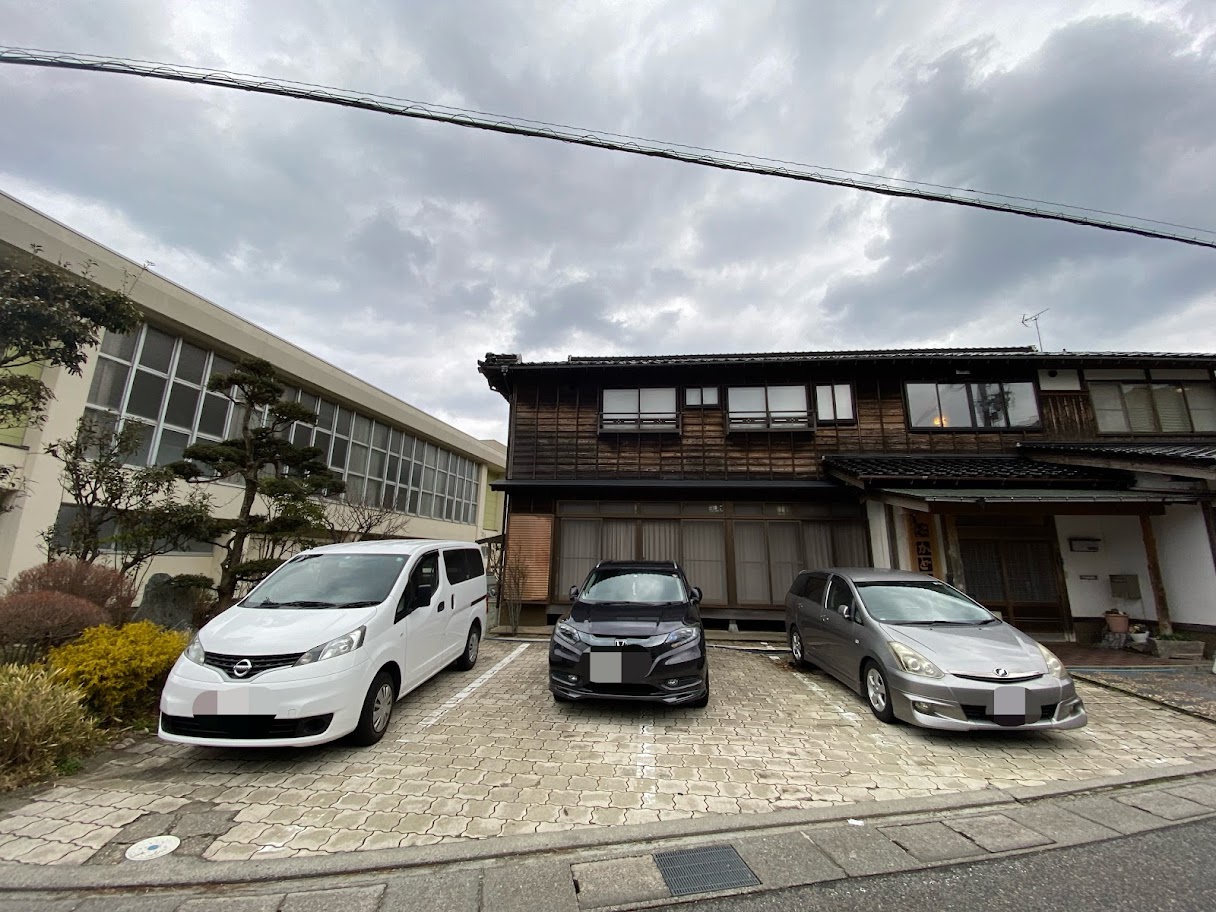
789, 627, 812, 669
688, 671, 710, 708
350, 670, 396, 746
863, 661, 897, 724
453, 623, 480, 671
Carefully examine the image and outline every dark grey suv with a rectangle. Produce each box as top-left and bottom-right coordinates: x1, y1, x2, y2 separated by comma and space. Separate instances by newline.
549, 560, 709, 706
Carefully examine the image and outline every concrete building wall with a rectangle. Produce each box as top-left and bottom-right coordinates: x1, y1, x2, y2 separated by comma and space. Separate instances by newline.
0, 190, 505, 590
1153, 504, 1216, 626
1055, 515, 1158, 622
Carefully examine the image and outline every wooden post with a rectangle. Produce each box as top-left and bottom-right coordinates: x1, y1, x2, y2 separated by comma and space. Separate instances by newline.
1139, 513, 1173, 637
943, 515, 967, 592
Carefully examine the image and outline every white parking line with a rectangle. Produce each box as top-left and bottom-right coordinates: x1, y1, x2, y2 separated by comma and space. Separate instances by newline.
410, 644, 530, 731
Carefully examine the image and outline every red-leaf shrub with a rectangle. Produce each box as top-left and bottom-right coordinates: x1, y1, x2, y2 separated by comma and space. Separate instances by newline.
7, 561, 135, 625
0, 592, 109, 662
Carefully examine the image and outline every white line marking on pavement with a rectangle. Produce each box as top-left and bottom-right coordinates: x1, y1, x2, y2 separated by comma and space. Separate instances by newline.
411, 644, 530, 731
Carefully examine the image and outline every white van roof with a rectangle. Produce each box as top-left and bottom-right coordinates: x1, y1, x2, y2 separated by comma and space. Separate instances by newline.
298, 539, 475, 557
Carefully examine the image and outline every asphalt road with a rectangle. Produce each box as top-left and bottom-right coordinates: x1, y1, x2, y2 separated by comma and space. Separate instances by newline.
657, 817, 1216, 912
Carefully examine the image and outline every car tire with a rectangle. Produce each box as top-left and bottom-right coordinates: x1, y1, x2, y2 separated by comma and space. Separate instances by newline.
863, 661, 897, 724
453, 623, 480, 671
688, 672, 710, 708
789, 627, 812, 669
349, 670, 396, 746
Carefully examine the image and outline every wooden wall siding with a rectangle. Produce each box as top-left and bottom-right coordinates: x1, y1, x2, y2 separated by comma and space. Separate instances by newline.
1039, 392, 1098, 439
507, 379, 1069, 480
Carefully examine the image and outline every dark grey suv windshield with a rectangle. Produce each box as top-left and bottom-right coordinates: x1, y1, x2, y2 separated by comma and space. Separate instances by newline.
244, 553, 408, 608
581, 570, 687, 604
856, 581, 996, 625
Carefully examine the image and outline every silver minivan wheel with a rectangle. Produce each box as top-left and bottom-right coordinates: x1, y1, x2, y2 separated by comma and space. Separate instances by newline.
789, 627, 810, 669
864, 662, 897, 724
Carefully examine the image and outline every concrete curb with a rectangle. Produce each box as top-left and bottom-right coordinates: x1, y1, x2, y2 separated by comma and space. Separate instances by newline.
1074, 670, 1216, 725
5, 759, 1216, 893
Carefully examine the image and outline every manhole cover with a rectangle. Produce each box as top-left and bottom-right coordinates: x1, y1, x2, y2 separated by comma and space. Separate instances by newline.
653, 844, 760, 897
125, 835, 180, 861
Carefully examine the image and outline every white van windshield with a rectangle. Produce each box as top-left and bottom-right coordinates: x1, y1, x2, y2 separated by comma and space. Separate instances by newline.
243, 553, 408, 608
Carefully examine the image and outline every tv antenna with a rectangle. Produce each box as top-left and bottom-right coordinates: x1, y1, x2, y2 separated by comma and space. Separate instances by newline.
1021, 308, 1049, 351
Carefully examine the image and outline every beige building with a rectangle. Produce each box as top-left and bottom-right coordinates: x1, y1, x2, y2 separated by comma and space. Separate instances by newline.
0, 190, 506, 590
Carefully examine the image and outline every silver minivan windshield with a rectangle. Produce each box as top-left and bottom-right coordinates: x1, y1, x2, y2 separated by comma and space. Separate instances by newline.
243, 553, 409, 609
855, 581, 997, 625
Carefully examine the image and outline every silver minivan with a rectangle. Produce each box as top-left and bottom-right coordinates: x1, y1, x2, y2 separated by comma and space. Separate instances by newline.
784, 568, 1086, 731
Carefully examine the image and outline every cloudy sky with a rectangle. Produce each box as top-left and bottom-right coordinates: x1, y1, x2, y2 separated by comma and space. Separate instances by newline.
2, 1, 1215, 443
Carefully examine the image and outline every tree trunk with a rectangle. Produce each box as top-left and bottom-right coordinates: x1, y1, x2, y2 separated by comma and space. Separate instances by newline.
215, 477, 260, 610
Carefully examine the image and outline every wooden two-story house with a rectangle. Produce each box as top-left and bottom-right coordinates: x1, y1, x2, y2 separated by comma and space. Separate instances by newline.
478, 348, 1216, 643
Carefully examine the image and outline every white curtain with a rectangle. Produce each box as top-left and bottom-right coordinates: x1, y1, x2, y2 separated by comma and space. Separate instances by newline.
681, 521, 727, 603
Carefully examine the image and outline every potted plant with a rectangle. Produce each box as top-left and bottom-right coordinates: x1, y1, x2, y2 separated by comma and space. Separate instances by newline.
1128, 624, 1150, 646
1104, 608, 1131, 634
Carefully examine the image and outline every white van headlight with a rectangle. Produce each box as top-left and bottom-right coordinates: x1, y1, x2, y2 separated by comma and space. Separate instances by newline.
296, 627, 366, 666
184, 634, 205, 665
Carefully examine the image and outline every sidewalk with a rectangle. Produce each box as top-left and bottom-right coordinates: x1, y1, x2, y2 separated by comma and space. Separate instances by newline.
4, 762, 1216, 911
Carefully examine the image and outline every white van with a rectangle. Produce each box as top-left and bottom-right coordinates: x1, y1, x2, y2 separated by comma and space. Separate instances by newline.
159, 539, 488, 748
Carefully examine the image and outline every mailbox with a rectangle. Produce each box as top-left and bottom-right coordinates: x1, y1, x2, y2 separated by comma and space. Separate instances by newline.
1110, 574, 1142, 600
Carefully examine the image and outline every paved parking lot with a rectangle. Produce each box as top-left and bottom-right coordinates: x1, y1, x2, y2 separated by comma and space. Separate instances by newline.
3, 639, 1216, 865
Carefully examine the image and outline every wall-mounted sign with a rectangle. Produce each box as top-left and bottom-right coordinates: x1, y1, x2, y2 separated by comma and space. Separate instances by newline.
907, 514, 940, 577
1069, 537, 1101, 552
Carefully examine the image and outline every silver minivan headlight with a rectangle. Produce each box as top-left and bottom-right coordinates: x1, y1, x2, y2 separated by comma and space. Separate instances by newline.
296, 627, 366, 666
1036, 642, 1067, 679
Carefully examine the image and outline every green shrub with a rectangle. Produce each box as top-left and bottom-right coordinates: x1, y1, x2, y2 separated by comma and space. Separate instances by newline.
48, 621, 188, 723
0, 664, 100, 790
0, 591, 109, 663
7, 560, 136, 625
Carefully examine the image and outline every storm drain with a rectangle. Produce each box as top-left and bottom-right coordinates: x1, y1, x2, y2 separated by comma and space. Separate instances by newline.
653, 845, 760, 897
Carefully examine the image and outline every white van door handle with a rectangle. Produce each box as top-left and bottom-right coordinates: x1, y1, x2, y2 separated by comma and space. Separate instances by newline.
437, 601, 446, 613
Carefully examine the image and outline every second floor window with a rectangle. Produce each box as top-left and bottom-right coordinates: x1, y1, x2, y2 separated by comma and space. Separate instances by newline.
815, 384, 855, 423
728, 385, 809, 430
906, 381, 1040, 429
1090, 381, 1216, 433
601, 388, 678, 431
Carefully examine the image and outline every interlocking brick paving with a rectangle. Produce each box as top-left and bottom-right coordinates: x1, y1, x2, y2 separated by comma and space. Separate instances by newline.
3, 641, 1216, 865
1076, 667, 1216, 723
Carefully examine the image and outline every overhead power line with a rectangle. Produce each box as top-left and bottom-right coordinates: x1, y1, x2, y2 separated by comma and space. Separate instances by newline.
3, 46, 1215, 251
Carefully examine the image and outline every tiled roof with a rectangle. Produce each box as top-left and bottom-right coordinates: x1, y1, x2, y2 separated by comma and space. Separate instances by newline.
1019, 442, 1216, 465
480, 349, 1216, 370
823, 455, 1118, 485
880, 487, 1199, 504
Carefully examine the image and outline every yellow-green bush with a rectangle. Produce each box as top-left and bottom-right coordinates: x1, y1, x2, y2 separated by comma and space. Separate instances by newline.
48, 621, 188, 723
0, 664, 100, 790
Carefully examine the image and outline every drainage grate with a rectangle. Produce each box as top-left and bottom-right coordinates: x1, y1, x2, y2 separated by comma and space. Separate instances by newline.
653, 845, 760, 897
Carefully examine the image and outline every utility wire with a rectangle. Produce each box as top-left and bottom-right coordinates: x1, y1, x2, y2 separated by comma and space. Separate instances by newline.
2, 46, 1214, 250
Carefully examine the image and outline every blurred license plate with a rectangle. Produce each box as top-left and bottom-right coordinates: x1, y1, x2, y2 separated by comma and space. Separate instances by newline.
993, 685, 1027, 723
590, 651, 622, 683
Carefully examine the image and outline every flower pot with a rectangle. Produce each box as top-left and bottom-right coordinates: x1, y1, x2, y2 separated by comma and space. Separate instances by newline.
1105, 613, 1130, 634
1129, 631, 1149, 645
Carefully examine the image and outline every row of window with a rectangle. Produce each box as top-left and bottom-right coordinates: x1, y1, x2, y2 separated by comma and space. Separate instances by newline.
85, 324, 483, 525
599, 378, 1216, 434
602, 385, 855, 432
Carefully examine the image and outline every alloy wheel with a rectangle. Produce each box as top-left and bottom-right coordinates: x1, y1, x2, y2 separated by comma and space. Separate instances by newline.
866, 667, 888, 713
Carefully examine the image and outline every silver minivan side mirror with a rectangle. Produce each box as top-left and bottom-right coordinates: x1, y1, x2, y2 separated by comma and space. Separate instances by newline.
568, 586, 579, 601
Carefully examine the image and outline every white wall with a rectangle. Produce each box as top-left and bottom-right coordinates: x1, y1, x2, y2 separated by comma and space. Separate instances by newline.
1153, 505, 1216, 626
1055, 515, 1157, 621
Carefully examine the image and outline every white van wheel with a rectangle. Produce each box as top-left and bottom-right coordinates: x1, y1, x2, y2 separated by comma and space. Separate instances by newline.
350, 670, 396, 745
454, 624, 480, 671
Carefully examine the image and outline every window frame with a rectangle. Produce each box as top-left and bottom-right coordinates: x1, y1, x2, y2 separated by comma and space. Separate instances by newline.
684, 386, 720, 408
600, 387, 680, 433
1088, 380, 1216, 435
904, 380, 1042, 431
726, 384, 812, 432
813, 383, 856, 425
